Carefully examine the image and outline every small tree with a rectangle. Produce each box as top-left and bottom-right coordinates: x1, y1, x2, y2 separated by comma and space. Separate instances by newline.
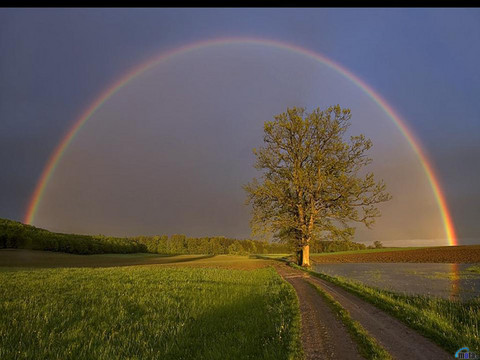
373, 240, 384, 249
244, 106, 391, 266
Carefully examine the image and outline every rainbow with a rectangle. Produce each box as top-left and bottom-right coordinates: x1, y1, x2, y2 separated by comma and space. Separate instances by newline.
24, 37, 457, 245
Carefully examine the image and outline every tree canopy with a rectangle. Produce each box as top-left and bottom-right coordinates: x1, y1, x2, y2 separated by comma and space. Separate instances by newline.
244, 105, 391, 266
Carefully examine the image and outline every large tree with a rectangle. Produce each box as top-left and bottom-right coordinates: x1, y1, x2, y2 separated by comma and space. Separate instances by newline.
244, 106, 391, 266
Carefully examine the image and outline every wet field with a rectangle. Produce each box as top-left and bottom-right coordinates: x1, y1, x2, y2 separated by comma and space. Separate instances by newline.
313, 263, 480, 300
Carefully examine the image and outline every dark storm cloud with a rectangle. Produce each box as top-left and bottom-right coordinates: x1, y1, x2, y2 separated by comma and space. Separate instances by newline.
1, 8, 479, 244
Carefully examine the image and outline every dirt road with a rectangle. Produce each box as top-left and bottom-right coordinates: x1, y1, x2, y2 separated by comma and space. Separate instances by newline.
276, 264, 452, 360
276, 265, 362, 359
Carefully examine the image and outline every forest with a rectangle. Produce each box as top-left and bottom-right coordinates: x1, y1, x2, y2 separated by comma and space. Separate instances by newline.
0, 218, 369, 255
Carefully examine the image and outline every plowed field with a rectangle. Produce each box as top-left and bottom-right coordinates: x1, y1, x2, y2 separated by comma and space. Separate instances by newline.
311, 246, 480, 263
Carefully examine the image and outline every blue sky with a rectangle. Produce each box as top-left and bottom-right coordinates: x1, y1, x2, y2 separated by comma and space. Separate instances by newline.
1, 8, 479, 244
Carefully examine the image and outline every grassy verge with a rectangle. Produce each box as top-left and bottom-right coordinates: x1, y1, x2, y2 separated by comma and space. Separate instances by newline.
307, 282, 392, 360
296, 265, 480, 354
0, 264, 302, 359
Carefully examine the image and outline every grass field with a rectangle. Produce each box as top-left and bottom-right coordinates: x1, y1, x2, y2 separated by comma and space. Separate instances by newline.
0, 253, 302, 360
0, 249, 211, 268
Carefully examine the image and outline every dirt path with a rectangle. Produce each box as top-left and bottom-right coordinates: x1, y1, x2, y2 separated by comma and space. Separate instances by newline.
276, 265, 363, 360
307, 275, 451, 360
277, 264, 452, 360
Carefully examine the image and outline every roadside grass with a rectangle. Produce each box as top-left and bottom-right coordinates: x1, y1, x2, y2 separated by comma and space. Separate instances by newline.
307, 282, 392, 360
303, 267, 480, 354
0, 264, 303, 360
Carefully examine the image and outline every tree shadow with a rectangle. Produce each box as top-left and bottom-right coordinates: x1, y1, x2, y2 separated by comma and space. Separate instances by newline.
130, 292, 296, 360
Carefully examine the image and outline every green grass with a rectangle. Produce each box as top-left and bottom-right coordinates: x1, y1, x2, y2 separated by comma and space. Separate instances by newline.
0, 264, 303, 359
303, 267, 480, 354
255, 254, 292, 261
308, 282, 392, 360
257, 254, 291, 258
467, 264, 480, 274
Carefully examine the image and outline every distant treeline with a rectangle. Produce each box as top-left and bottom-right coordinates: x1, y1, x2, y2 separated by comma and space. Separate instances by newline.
131, 236, 373, 255
310, 239, 367, 253
131, 234, 290, 255
0, 218, 372, 256
0, 219, 289, 255
0, 218, 145, 254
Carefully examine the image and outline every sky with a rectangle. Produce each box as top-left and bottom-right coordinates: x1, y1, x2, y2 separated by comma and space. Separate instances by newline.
1, 8, 479, 246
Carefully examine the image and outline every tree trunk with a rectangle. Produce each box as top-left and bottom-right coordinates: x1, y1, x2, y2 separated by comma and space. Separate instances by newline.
298, 244, 310, 267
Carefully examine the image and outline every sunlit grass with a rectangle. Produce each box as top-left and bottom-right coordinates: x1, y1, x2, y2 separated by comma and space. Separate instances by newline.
164, 255, 273, 270
0, 264, 302, 359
